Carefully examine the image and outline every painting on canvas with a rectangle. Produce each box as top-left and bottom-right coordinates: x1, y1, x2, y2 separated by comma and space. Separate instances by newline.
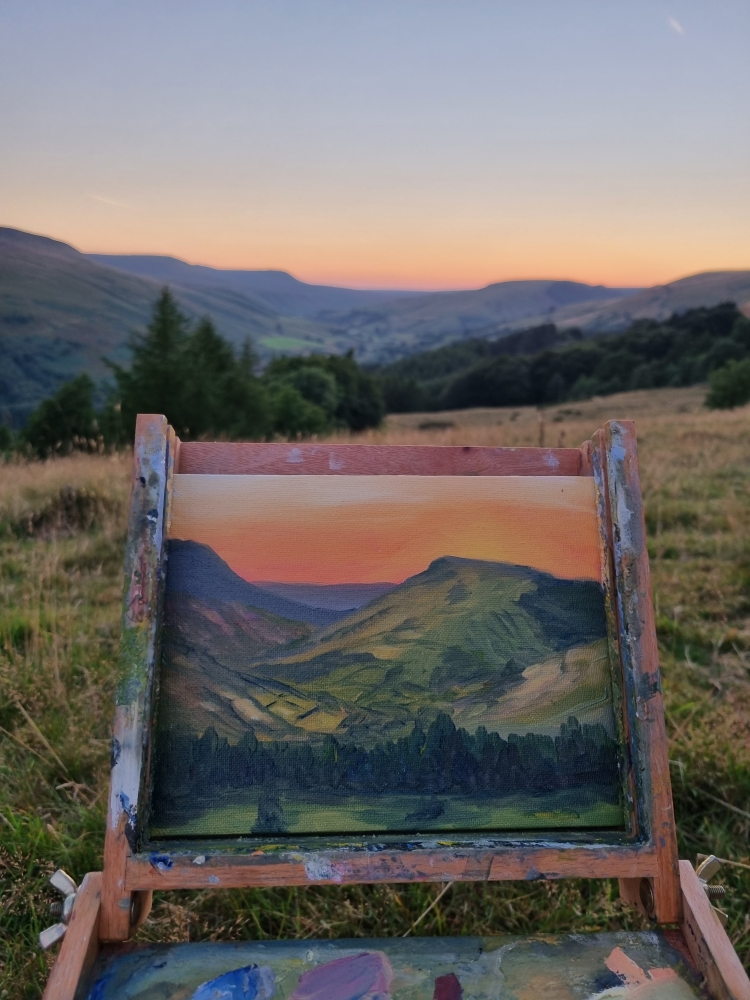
150, 474, 624, 837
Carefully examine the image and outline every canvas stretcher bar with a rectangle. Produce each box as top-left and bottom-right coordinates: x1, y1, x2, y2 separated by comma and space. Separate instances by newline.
99, 417, 680, 940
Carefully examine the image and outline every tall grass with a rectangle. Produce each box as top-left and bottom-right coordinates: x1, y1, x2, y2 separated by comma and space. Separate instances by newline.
1, 386, 748, 996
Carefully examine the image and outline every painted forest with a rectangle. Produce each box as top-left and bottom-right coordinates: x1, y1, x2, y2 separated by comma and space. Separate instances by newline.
151, 713, 621, 835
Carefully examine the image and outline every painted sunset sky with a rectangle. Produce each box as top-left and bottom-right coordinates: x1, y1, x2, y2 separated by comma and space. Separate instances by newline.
168, 474, 603, 585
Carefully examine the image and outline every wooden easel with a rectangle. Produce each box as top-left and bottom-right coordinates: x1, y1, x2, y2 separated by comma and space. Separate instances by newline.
42, 416, 750, 999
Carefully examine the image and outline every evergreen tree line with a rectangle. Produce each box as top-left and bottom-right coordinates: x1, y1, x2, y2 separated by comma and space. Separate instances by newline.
9, 289, 384, 458
153, 713, 620, 828
375, 303, 750, 413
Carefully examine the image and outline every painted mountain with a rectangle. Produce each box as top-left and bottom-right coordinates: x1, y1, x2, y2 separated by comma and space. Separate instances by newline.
151, 540, 623, 837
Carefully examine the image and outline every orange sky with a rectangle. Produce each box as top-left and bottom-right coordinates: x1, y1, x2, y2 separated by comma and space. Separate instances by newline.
2, 6, 748, 290
169, 474, 603, 584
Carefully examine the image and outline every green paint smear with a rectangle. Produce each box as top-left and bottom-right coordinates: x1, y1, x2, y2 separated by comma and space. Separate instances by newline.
116, 621, 151, 705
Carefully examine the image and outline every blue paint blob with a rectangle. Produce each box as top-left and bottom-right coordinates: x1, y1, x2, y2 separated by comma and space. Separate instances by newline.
191, 963, 275, 1000
149, 853, 174, 870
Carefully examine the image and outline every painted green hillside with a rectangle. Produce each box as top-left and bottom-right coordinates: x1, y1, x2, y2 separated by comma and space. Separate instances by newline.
157, 542, 615, 749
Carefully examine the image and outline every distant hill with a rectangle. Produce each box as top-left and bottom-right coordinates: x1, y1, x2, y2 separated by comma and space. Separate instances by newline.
550, 270, 750, 333
3, 225, 748, 424
322, 280, 642, 363
90, 256, 641, 356
87, 253, 422, 318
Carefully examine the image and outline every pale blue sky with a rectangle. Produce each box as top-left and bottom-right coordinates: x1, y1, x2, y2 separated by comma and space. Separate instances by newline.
1, 1, 748, 287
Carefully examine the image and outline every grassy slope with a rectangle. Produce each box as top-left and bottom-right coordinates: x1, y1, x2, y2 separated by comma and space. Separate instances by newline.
1, 385, 749, 995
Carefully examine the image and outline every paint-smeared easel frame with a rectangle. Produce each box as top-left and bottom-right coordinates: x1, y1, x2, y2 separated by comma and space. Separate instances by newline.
96, 415, 682, 942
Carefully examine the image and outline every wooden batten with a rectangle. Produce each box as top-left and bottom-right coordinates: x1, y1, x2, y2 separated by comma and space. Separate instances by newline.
124, 844, 657, 892
100, 415, 174, 941
178, 441, 587, 476
601, 420, 681, 924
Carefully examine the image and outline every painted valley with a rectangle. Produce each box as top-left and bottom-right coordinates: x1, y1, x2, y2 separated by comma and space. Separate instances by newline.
150, 475, 624, 837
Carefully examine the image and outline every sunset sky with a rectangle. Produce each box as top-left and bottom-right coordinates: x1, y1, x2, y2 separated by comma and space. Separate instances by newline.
1, 2, 748, 289
169, 475, 603, 584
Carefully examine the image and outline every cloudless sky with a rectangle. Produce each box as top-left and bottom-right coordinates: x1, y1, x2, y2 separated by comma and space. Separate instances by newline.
1, 1, 748, 289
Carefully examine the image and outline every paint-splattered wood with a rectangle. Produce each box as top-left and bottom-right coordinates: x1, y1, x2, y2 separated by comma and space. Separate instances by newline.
42, 872, 101, 1000
603, 420, 681, 925
589, 428, 637, 839
125, 845, 658, 891
680, 860, 750, 1000
177, 442, 587, 476
100, 416, 173, 942
69, 927, 708, 1000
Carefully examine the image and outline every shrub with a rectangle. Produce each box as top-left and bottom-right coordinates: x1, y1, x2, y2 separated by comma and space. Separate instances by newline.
22, 374, 100, 458
705, 358, 750, 410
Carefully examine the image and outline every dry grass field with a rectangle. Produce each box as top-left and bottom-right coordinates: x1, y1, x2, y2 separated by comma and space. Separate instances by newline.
1, 385, 749, 996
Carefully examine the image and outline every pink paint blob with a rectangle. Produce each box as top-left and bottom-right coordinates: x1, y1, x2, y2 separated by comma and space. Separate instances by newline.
290, 952, 394, 1000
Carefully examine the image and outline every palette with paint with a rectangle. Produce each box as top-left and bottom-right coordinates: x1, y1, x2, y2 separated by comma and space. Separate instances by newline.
41, 419, 749, 1000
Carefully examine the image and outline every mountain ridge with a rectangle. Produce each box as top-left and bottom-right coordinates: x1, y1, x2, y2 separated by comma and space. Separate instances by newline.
4, 225, 748, 423
87, 252, 423, 317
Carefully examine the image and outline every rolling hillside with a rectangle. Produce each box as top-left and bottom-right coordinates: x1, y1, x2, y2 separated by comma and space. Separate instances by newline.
0, 229, 355, 421
158, 541, 612, 747
551, 270, 750, 333
320, 280, 641, 362
4, 225, 747, 424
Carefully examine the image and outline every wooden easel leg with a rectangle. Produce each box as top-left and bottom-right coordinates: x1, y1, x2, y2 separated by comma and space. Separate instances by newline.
43, 872, 102, 1000
679, 861, 750, 1000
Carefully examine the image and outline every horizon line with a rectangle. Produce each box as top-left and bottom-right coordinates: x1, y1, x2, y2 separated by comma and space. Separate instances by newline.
7, 225, 749, 294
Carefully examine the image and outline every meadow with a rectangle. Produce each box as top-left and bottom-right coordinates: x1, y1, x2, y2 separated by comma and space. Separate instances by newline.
1, 384, 749, 995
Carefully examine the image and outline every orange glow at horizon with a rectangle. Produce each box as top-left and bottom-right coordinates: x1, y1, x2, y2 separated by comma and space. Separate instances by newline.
169, 475, 603, 585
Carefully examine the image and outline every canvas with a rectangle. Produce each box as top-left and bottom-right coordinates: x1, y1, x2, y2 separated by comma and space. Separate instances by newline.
149, 474, 624, 839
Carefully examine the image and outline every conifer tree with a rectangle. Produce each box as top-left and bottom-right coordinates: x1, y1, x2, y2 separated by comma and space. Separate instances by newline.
108, 288, 190, 435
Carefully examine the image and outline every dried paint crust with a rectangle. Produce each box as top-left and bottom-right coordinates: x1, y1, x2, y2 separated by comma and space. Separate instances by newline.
80, 932, 702, 1000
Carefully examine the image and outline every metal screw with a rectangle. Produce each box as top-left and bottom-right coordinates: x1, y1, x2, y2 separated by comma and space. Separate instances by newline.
704, 883, 727, 901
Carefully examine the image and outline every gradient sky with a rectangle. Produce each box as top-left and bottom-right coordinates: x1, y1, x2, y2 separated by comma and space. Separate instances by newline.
1, 2, 748, 289
169, 474, 602, 584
